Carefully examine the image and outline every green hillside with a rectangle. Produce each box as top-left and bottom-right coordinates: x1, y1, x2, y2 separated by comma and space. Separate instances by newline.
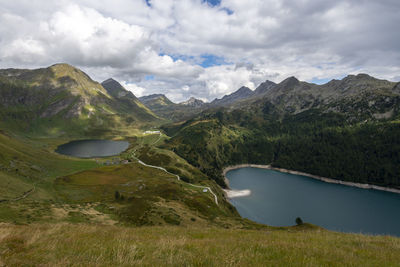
1, 65, 400, 266
0, 64, 161, 137
163, 108, 400, 188
0, 130, 242, 226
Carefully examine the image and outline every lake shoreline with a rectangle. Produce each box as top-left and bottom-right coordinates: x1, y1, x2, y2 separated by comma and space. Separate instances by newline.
222, 164, 400, 195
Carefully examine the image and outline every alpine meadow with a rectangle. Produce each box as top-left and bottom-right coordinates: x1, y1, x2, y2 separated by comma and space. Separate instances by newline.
1, 1, 400, 266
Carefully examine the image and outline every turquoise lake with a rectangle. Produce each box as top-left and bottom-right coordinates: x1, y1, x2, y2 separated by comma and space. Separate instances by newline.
226, 167, 400, 236
56, 140, 129, 158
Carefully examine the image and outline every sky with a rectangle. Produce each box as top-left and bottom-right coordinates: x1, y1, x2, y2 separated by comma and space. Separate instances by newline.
0, 0, 399, 102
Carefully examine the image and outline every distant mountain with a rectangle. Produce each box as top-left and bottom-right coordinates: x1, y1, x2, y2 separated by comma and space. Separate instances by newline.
139, 94, 209, 121
211, 86, 253, 106
163, 74, 400, 189
0, 63, 159, 136
206, 74, 399, 119
257, 74, 400, 118
207, 80, 275, 108
253, 80, 276, 95
139, 94, 175, 110
101, 78, 138, 100
180, 97, 205, 108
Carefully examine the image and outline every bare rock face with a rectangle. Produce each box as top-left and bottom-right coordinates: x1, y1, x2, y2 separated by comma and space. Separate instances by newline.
101, 78, 138, 100
180, 97, 205, 108
40, 98, 76, 118
394, 82, 400, 94
253, 80, 276, 95
211, 86, 254, 106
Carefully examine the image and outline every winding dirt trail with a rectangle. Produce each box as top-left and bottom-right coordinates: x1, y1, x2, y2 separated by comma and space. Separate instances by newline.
136, 158, 219, 205
0, 184, 36, 203
131, 135, 219, 205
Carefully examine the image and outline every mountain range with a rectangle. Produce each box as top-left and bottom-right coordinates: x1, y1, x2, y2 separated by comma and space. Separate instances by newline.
138, 73, 400, 124
1, 63, 400, 265
2, 63, 398, 136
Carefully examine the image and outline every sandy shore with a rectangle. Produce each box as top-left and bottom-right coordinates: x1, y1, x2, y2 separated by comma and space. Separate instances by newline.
223, 189, 251, 198
223, 164, 400, 195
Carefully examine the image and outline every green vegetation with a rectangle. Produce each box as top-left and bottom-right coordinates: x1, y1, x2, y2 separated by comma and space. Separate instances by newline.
0, 130, 241, 227
1, 64, 400, 265
296, 217, 304, 226
0, 132, 99, 201
0, 64, 162, 138
1, 223, 400, 266
163, 109, 400, 188
54, 162, 239, 227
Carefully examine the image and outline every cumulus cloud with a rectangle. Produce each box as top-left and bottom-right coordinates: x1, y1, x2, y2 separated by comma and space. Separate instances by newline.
0, 0, 399, 102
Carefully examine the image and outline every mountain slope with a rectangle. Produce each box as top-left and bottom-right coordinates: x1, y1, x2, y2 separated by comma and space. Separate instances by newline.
211, 86, 253, 106
139, 94, 209, 122
0, 64, 159, 136
162, 74, 400, 187
253, 80, 276, 95
100, 78, 158, 120
205, 74, 399, 119
180, 97, 205, 108
139, 94, 176, 110
256, 74, 400, 118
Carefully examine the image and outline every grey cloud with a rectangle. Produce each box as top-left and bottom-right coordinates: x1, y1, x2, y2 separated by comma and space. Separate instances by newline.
0, 0, 399, 102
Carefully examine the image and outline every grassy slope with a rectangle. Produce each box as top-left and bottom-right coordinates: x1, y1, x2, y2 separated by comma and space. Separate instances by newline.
1, 223, 399, 266
54, 162, 240, 227
0, 64, 162, 138
0, 132, 99, 200
163, 110, 400, 188
0, 131, 240, 227
1, 118, 399, 265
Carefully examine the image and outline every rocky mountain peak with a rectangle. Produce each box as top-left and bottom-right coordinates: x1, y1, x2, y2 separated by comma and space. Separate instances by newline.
211, 86, 254, 106
180, 97, 205, 107
236, 86, 252, 94
254, 80, 277, 95
101, 78, 137, 99
280, 76, 300, 87
139, 94, 175, 107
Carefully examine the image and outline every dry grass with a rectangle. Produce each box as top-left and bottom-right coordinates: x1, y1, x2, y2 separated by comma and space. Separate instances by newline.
0, 223, 399, 266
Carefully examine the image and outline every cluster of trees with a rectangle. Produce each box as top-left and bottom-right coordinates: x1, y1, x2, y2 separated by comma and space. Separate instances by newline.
164, 108, 400, 188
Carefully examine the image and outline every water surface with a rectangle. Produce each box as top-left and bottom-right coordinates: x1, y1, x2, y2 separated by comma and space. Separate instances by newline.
226, 167, 400, 236
56, 139, 129, 158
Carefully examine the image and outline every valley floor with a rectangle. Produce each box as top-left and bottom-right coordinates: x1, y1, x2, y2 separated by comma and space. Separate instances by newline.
1, 223, 399, 266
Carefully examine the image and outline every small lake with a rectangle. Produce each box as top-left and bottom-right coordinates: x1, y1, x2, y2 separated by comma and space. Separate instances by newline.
226, 167, 400, 236
56, 140, 129, 158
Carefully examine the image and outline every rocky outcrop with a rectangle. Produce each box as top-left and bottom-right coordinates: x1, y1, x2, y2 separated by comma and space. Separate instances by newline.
180, 97, 205, 108
211, 86, 254, 106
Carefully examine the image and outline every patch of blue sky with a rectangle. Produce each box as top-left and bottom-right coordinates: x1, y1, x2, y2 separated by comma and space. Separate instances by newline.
159, 52, 231, 68
311, 74, 347, 84
167, 54, 196, 63
202, 0, 234, 15
202, 0, 221, 6
145, 75, 154, 81
310, 77, 331, 84
219, 7, 234, 15
199, 54, 231, 68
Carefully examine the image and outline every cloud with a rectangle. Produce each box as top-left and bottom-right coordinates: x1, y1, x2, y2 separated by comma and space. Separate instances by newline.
0, 0, 399, 102
121, 81, 146, 97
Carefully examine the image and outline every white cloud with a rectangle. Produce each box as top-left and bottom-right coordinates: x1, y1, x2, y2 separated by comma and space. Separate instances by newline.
0, 0, 399, 102
121, 81, 146, 97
